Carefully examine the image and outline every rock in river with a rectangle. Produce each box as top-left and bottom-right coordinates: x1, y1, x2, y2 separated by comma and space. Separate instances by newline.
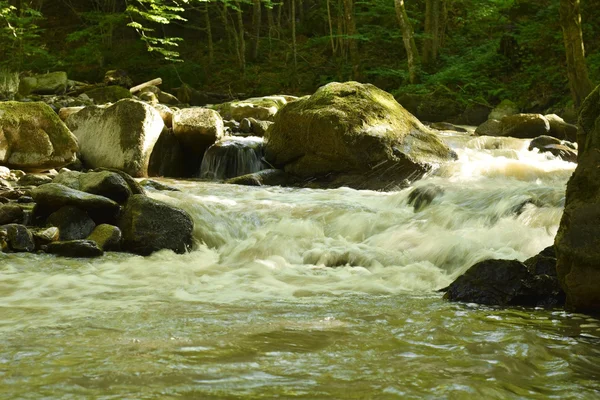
265, 81, 456, 190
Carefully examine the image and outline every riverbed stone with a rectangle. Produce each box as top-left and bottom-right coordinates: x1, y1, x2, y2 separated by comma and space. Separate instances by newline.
226, 169, 295, 187
500, 114, 550, 139
408, 184, 445, 211
32, 226, 60, 249
119, 194, 194, 255
0, 204, 24, 225
19, 72, 68, 95
65, 99, 165, 177
31, 183, 120, 222
148, 128, 186, 178
0, 102, 78, 171
79, 171, 132, 204
46, 240, 104, 258
213, 96, 289, 122
555, 84, 600, 312
3, 224, 35, 252
430, 122, 467, 133
264, 81, 456, 190
17, 174, 53, 187
87, 224, 122, 251
172, 108, 224, 156
47, 206, 96, 241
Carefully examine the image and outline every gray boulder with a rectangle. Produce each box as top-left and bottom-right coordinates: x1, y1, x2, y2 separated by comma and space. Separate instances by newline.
65, 99, 165, 177
500, 114, 550, 139
119, 194, 194, 255
0, 102, 78, 171
172, 108, 224, 156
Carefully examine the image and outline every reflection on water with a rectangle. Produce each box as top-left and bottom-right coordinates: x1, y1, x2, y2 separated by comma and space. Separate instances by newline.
1, 132, 597, 399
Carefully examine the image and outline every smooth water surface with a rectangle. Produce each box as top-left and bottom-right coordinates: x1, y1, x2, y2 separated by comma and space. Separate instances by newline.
2, 133, 599, 399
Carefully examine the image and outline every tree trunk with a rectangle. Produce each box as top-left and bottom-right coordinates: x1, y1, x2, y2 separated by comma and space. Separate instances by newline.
342, 0, 359, 79
326, 0, 337, 55
423, 0, 441, 68
394, 0, 420, 83
205, 1, 214, 65
560, 0, 593, 108
251, 0, 261, 61
291, 0, 297, 72
235, 1, 246, 73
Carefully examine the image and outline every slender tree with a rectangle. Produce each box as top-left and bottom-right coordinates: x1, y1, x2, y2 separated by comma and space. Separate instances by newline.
342, 0, 359, 79
394, 0, 420, 83
251, 0, 261, 61
559, 0, 593, 107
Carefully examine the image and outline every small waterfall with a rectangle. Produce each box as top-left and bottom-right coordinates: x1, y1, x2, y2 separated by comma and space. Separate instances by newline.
199, 136, 266, 180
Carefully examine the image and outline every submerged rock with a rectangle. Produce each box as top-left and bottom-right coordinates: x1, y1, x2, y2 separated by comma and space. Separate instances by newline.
265, 81, 456, 190
407, 184, 445, 211
226, 169, 294, 187
0, 102, 78, 171
119, 194, 193, 255
529, 136, 578, 162
46, 240, 103, 258
443, 247, 564, 308
65, 99, 164, 177
555, 84, 600, 312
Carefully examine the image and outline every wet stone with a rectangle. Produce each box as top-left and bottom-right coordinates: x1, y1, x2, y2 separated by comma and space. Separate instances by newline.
46, 240, 104, 258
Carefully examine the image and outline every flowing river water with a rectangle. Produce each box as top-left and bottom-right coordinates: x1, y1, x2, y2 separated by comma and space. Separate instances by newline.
2, 131, 600, 399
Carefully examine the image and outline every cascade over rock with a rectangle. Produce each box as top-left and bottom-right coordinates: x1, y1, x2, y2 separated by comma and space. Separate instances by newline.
555, 85, 600, 312
264, 81, 456, 190
65, 99, 164, 177
0, 102, 78, 171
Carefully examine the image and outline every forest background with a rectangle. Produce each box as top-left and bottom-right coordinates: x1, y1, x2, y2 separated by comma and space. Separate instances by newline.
1, 0, 599, 123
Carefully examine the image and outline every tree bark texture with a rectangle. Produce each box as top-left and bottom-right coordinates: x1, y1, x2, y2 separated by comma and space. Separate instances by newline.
394, 0, 420, 83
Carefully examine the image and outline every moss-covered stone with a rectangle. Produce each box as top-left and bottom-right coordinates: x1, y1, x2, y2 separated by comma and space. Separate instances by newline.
555, 84, 600, 312
19, 72, 68, 95
500, 113, 550, 139
0, 101, 78, 171
211, 95, 290, 122
84, 86, 133, 104
264, 81, 456, 190
87, 224, 122, 251
489, 99, 519, 120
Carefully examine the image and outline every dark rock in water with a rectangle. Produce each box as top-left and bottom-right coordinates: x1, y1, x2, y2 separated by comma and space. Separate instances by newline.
31, 183, 120, 222
443, 246, 564, 308
87, 224, 122, 251
46, 240, 104, 258
140, 180, 181, 192
240, 118, 253, 134
430, 122, 468, 133
119, 194, 193, 255
529, 136, 578, 162
555, 85, 600, 312
79, 171, 132, 204
408, 184, 445, 211
47, 206, 96, 241
2, 224, 35, 252
226, 169, 294, 187
0, 203, 24, 225
95, 168, 146, 196
17, 174, 53, 187
265, 82, 456, 190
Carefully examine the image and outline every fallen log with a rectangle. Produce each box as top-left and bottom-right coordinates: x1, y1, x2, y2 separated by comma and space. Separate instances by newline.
130, 78, 162, 94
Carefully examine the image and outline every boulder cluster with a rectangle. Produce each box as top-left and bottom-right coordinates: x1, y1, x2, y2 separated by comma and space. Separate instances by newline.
0, 167, 193, 257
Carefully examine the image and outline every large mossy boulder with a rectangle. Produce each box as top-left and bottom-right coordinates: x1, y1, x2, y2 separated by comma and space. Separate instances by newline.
555, 85, 600, 312
264, 82, 456, 190
119, 194, 194, 255
0, 102, 78, 171
500, 113, 550, 139
65, 99, 164, 177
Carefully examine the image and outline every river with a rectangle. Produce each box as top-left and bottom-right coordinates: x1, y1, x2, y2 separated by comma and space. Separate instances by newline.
2, 131, 600, 399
